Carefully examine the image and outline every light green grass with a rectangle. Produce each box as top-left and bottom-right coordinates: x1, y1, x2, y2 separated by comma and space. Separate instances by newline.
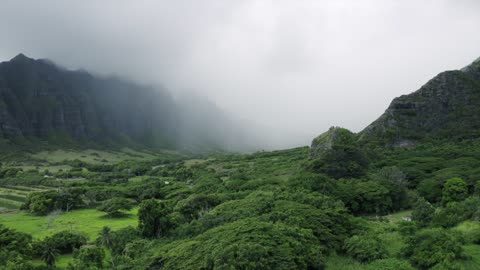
455, 221, 480, 234
128, 175, 149, 182
0, 198, 22, 209
30, 148, 159, 164
384, 210, 412, 223
0, 185, 54, 210
326, 254, 367, 270
184, 159, 207, 168
0, 208, 138, 240
11, 164, 73, 173
462, 244, 480, 270
32, 254, 73, 269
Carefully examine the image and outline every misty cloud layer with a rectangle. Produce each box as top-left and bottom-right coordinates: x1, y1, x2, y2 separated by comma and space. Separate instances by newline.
1, 0, 480, 149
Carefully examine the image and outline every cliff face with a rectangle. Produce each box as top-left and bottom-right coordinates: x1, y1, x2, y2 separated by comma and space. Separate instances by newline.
359, 57, 480, 146
0, 54, 177, 147
0, 53, 264, 152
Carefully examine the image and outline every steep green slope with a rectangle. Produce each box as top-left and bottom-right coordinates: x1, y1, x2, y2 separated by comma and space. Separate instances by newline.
359, 57, 480, 147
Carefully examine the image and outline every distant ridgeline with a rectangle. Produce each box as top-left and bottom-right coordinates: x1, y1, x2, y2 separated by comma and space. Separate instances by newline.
0, 54, 254, 153
311, 56, 480, 157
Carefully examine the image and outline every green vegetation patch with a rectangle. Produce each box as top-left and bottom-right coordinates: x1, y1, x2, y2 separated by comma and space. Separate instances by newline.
0, 208, 138, 240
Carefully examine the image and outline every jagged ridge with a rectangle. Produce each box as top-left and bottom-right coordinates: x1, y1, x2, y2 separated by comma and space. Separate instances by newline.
358, 57, 480, 146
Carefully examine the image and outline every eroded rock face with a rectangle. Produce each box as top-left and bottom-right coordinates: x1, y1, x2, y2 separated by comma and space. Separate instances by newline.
359, 57, 480, 147
0, 54, 177, 147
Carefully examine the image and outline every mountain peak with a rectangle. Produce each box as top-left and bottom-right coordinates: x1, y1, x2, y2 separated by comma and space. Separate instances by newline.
10, 53, 33, 62
359, 56, 480, 147
461, 56, 480, 81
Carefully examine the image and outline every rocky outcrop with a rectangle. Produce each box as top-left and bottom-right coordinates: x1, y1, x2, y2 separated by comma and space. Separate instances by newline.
310, 127, 355, 158
359, 57, 480, 147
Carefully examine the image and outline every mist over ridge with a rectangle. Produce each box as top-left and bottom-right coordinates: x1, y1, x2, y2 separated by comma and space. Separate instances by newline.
1, 0, 480, 150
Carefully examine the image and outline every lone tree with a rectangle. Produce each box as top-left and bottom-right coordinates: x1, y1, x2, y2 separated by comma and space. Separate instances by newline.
97, 198, 134, 217
412, 197, 435, 228
138, 199, 173, 238
41, 242, 60, 268
442, 177, 468, 205
98, 226, 113, 249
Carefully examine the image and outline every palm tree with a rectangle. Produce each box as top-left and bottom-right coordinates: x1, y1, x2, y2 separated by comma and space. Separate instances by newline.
99, 226, 113, 249
99, 226, 116, 268
41, 243, 60, 268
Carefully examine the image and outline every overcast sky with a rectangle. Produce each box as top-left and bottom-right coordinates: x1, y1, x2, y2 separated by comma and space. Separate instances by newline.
1, 0, 480, 148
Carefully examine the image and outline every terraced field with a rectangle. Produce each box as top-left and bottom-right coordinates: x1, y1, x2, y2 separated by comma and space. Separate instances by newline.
0, 185, 51, 211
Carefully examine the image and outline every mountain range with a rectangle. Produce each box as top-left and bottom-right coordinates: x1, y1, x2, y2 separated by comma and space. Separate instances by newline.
1, 53, 480, 155
0, 54, 258, 153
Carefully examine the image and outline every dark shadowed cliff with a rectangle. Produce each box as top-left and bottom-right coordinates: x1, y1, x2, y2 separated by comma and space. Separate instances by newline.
0, 54, 260, 152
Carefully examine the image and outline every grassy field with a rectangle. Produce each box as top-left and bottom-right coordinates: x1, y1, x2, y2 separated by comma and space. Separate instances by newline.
326, 254, 367, 270
30, 148, 160, 164
0, 208, 138, 240
384, 210, 412, 223
0, 185, 51, 211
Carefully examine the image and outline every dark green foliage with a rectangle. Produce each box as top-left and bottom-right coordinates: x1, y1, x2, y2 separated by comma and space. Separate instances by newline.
402, 228, 465, 269
269, 198, 352, 250
397, 221, 417, 237
335, 179, 392, 214
151, 218, 325, 270
366, 258, 415, 270
310, 128, 369, 179
417, 178, 445, 203
174, 194, 221, 221
97, 197, 134, 217
138, 199, 174, 238
21, 188, 86, 215
97, 226, 113, 249
371, 166, 411, 211
67, 245, 105, 270
343, 233, 388, 263
174, 167, 193, 181
287, 172, 336, 194
0, 224, 32, 255
40, 241, 60, 268
0, 224, 33, 268
432, 196, 480, 228
442, 177, 468, 205
2, 256, 36, 270
109, 226, 139, 256
310, 144, 369, 179
42, 231, 87, 254
466, 226, 480, 244
186, 190, 276, 233
412, 198, 435, 228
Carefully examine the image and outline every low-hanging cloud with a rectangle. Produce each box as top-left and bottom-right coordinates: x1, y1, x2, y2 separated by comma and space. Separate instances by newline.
1, 0, 480, 149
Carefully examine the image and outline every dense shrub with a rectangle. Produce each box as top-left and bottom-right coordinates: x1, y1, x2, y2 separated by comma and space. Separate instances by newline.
412, 198, 435, 228
97, 197, 134, 217
150, 218, 325, 270
433, 196, 480, 228
0, 224, 33, 267
343, 233, 388, 263
68, 245, 105, 270
335, 180, 392, 214
42, 231, 87, 254
442, 177, 468, 205
402, 228, 465, 269
21, 188, 86, 215
138, 199, 174, 238
366, 258, 415, 270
